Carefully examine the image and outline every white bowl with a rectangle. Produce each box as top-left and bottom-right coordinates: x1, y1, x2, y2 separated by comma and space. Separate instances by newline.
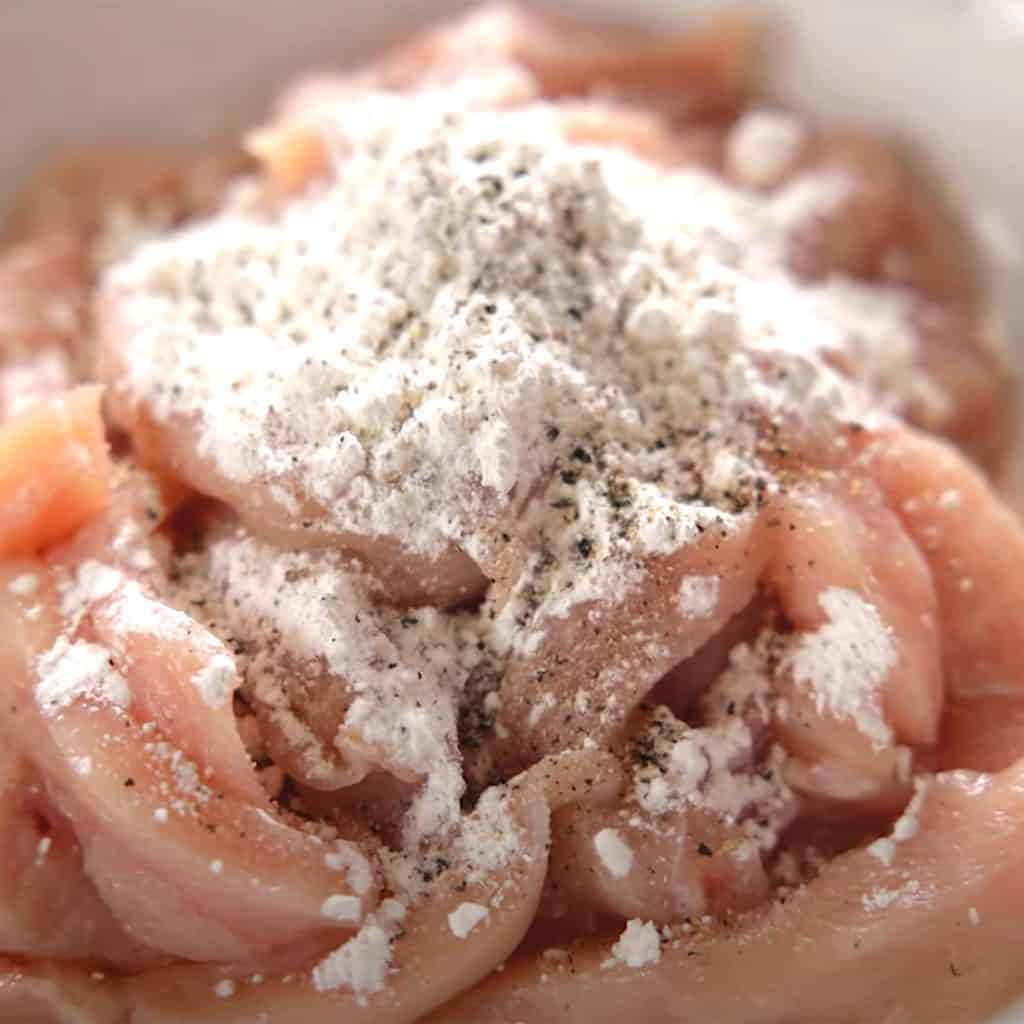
3, 2, 1023, 1020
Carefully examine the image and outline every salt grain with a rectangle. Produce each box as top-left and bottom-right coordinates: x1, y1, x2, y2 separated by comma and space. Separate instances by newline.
324, 843, 375, 896
312, 917, 394, 994
8, 573, 38, 596
725, 109, 807, 189
190, 654, 239, 710
213, 979, 236, 999
594, 828, 634, 879
676, 576, 719, 619
448, 901, 490, 939
603, 919, 662, 969
321, 894, 363, 924
862, 879, 921, 912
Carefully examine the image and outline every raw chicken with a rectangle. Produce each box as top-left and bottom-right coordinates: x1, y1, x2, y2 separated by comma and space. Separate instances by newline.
1, 4, 1022, 1024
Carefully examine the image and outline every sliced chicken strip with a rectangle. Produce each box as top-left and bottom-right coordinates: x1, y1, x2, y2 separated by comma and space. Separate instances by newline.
369, 3, 753, 122
762, 484, 941, 808
544, 800, 770, 928
54, 753, 613, 1024
491, 509, 767, 776
0, 749, 160, 968
96, 312, 487, 609
40, 470, 255, 800
75, 574, 261, 803
0, 561, 162, 969
47, 462, 184, 582
779, 131, 1013, 473
1, 561, 379, 967
542, 665, 794, 929
172, 530, 469, 844
787, 133, 973, 308
268, 3, 751, 135
25, 701, 378, 967
430, 762, 1024, 1024
0, 388, 112, 559
870, 425, 1024, 772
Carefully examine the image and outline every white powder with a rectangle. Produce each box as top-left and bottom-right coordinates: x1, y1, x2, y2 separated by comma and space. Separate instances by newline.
129, 549, 157, 572
103, 580, 200, 646
153, 808, 169, 824
594, 828, 634, 879
603, 919, 661, 969
183, 533, 467, 847
70, 756, 93, 777
937, 489, 962, 510
35, 640, 131, 714
105, 88, 934, 641
631, 636, 792, 849
213, 979, 236, 999
56, 564, 239, 719
8, 573, 38, 596
210, 859, 224, 874
866, 837, 896, 867
632, 704, 790, 849
862, 879, 921, 912
892, 779, 930, 842
787, 588, 897, 748
725, 109, 806, 189
321, 894, 363, 924
526, 692, 557, 730
59, 562, 122, 623
676, 576, 719, 618
312, 916, 394, 994
968, 906, 981, 927
89, 61, 960, 958
378, 899, 408, 924
451, 782, 524, 886
324, 842, 375, 896
142, 740, 212, 812
867, 777, 930, 866
190, 654, 239, 710
448, 901, 490, 939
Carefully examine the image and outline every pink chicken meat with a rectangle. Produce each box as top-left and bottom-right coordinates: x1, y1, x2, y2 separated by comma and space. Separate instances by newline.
0, 5, 1022, 1023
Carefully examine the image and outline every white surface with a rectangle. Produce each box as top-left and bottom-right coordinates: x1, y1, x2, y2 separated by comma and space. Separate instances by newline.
2, 0, 1023, 1019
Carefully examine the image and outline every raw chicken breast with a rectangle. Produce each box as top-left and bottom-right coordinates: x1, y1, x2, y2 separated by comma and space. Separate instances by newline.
2, 4, 1022, 1023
